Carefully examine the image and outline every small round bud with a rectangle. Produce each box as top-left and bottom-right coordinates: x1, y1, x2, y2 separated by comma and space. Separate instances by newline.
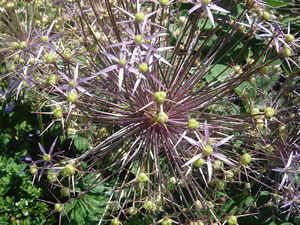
119, 58, 126, 66
157, 111, 168, 123
284, 46, 291, 57
188, 119, 199, 130
45, 53, 56, 64
60, 187, 70, 197
154, 91, 167, 103
137, 172, 149, 183
19, 41, 27, 49
47, 173, 56, 182
53, 107, 63, 119
138, 63, 148, 73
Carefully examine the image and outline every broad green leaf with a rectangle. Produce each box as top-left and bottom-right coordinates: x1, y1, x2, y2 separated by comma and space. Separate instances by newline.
74, 134, 89, 152
264, 0, 289, 7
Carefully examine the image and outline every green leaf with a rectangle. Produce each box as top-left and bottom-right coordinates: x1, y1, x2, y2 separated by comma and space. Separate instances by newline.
260, 191, 270, 196
263, 0, 289, 7
294, 216, 300, 225
280, 223, 293, 225
74, 134, 89, 152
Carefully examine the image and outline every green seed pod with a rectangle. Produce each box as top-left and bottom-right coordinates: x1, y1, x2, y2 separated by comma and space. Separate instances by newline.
135, 12, 145, 22
47, 173, 56, 183
137, 172, 149, 183
178, 16, 187, 24
264, 107, 275, 118
262, 11, 270, 20
53, 107, 63, 119
193, 158, 205, 168
285, 34, 294, 42
162, 218, 172, 225
55, 203, 63, 213
62, 164, 76, 176
45, 53, 56, 64
216, 181, 226, 191
154, 91, 167, 103
67, 92, 78, 103
111, 218, 120, 225
251, 108, 261, 119
138, 63, 148, 73
157, 112, 168, 123
30, 165, 38, 174
213, 160, 223, 170
119, 58, 126, 66
128, 206, 137, 215
203, 145, 213, 156
240, 153, 251, 165
227, 215, 237, 225
195, 200, 203, 209
41, 35, 48, 43
188, 119, 199, 130
143, 200, 155, 211
47, 74, 57, 85
134, 35, 143, 44
43, 154, 51, 162
60, 187, 70, 197
19, 41, 27, 49
160, 0, 169, 6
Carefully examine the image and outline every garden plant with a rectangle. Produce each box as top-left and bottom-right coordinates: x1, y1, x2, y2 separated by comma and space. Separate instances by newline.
0, 0, 299, 224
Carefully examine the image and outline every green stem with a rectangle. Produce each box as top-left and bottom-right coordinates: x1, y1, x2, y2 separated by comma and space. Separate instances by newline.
38, 110, 44, 147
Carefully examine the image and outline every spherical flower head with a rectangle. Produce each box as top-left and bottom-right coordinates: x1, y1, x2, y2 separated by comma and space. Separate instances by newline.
43, 154, 51, 162
53, 106, 63, 119
134, 35, 143, 44
63, 163, 76, 176
251, 108, 261, 119
135, 12, 145, 22
154, 91, 166, 103
203, 145, 213, 156
162, 218, 172, 225
240, 153, 251, 165
67, 92, 78, 103
157, 111, 168, 123
41, 35, 48, 43
264, 107, 275, 118
144, 200, 154, 211
160, 0, 169, 6
227, 216, 237, 225
138, 63, 148, 73
193, 158, 205, 167
55, 203, 63, 213
137, 172, 149, 183
285, 34, 295, 42
188, 119, 199, 130
30, 165, 38, 174
111, 218, 120, 225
